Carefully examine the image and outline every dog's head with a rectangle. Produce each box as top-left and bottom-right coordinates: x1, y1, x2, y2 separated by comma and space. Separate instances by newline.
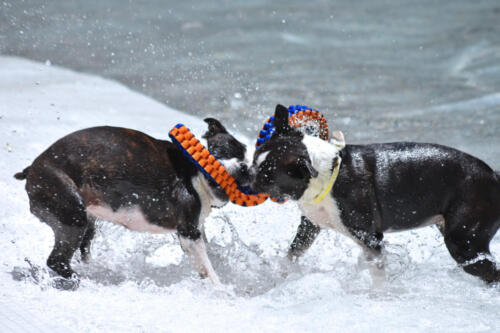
202, 118, 251, 187
250, 104, 343, 201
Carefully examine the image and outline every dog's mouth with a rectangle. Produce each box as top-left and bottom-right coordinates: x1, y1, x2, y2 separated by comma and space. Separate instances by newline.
273, 194, 289, 202
249, 181, 289, 200
249, 180, 265, 195
235, 180, 252, 192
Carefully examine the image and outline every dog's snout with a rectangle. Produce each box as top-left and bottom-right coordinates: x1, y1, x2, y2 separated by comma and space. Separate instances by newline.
238, 163, 249, 180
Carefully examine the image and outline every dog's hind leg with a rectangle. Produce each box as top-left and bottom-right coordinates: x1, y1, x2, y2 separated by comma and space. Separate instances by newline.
80, 216, 96, 264
26, 167, 90, 288
47, 223, 87, 287
288, 216, 321, 261
443, 202, 500, 284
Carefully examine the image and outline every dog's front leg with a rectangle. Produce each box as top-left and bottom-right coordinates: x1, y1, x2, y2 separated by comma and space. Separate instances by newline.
359, 246, 387, 288
288, 216, 321, 261
179, 234, 221, 286
348, 227, 386, 286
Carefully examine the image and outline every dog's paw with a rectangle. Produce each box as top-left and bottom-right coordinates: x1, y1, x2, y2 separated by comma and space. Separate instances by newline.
213, 283, 235, 297
52, 274, 80, 291
81, 252, 91, 264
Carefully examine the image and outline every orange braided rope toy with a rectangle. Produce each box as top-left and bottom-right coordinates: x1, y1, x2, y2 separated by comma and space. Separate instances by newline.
169, 105, 329, 207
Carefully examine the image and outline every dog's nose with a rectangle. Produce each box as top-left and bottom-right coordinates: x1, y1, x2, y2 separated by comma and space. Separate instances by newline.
239, 163, 248, 174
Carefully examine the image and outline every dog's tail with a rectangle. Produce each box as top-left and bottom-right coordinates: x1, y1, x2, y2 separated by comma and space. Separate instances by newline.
14, 166, 31, 180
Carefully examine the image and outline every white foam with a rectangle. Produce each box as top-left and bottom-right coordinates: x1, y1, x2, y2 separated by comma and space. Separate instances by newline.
1, 56, 500, 333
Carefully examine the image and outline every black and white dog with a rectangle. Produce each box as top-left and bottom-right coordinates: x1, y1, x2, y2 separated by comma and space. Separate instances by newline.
251, 105, 500, 284
15, 119, 250, 289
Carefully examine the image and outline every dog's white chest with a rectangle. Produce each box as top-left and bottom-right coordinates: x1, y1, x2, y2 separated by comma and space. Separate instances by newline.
298, 136, 348, 234
299, 196, 348, 235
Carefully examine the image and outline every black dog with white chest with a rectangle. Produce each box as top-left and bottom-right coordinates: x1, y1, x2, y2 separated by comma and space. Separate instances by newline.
251, 105, 500, 284
15, 119, 249, 289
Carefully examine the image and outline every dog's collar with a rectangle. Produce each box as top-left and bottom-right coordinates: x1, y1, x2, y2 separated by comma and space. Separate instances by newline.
312, 156, 342, 203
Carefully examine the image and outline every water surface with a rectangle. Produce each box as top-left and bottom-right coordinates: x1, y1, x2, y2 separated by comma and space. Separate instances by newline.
1, 0, 499, 164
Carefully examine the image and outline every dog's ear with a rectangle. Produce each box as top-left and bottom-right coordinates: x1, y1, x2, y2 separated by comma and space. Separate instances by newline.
203, 118, 228, 138
331, 130, 345, 149
274, 104, 290, 135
